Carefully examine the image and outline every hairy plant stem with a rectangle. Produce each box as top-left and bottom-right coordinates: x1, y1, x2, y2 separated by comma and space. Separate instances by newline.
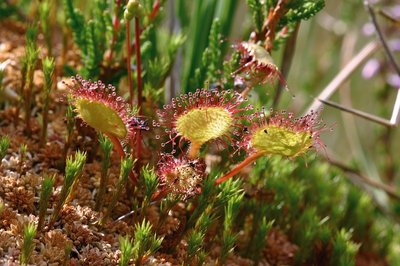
151, 188, 168, 201
215, 151, 265, 185
106, 134, 137, 185
129, 1, 160, 51
134, 16, 143, 172
107, 0, 122, 65
187, 142, 202, 159
105, 134, 125, 158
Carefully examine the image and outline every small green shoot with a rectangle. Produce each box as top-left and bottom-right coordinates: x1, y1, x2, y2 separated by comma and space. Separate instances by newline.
95, 133, 113, 211
37, 175, 54, 232
186, 230, 204, 264
331, 229, 360, 266
132, 219, 163, 266
186, 175, 216, 229
119, 236, 134, 266
63, 242, 72, 266
186, 207, 214, 264
51, 151, 86, 225
220, 193, 243, 264
251, 217, 273, 264
140, 165, 158, 214
0, 135, 10, 161
20, 222, 36, 265
19, 143, 27, 172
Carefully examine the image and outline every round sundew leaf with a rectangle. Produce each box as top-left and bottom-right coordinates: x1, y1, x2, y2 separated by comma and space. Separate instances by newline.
176, 107, 233, 145
75, 98, 127, 139
251, 125, 312, 157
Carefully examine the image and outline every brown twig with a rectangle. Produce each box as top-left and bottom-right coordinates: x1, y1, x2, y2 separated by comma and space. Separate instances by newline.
378, 9, 400, 27
364, 0, 400, 76
311, 12, 400, 127
263, 0, 288, 52
318, 98, 397, 127
326, 158, 400, 201
305, 41, 379, 114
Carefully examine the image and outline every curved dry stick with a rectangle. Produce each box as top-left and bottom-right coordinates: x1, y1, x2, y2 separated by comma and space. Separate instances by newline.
313, 4, 400, 127
326, 158, 400, 201
364, 0, 400, 76
305, 41, 379, 114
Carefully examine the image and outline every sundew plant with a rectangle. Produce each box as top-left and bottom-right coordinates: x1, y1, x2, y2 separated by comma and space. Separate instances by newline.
0, 0, 400, 265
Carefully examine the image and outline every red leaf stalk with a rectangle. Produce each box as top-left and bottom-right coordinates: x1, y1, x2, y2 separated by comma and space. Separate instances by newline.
134, 16, 143, 170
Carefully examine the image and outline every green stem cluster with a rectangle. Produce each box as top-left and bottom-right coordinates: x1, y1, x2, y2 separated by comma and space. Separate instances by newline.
20, 223, 36, 265
0, 135, 10, 161
132, 220, 163, 265
50, 151, 86, 226
37, 175, 54, 232
95, 134, 113, 211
